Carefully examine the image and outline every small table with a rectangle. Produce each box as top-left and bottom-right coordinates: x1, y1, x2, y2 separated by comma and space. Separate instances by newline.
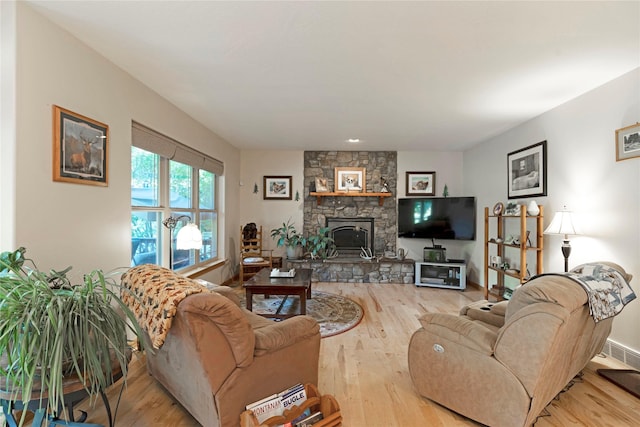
0, 352, 128, 427
243, 268, 312, 319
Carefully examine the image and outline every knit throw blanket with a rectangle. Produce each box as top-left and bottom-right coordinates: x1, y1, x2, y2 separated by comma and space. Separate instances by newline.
121, 264, 208, 349
543, 263, 636, 322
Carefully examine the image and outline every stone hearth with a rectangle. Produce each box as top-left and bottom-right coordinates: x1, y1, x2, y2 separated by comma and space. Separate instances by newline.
286, 258, 415, 284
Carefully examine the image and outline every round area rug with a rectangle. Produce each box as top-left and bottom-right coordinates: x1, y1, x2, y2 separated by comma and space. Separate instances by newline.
240, 291, 364, 338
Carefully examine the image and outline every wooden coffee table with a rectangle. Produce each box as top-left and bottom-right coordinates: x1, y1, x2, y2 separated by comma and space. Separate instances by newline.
243, 268, 312, 319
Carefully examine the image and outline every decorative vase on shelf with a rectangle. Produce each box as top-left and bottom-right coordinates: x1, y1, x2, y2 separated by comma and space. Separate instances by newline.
527, 200, 540, 216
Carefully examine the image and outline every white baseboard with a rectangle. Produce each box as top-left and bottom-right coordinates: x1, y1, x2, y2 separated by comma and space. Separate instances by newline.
602, 339, 640, 370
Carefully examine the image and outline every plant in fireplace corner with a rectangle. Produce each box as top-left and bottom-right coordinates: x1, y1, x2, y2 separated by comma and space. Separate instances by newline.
303, 227, 337, 260
270, 219, 304, 259
0, 247, 143, 426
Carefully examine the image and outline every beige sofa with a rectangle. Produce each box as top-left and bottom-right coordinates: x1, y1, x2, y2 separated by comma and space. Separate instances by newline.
121, 265, 321, 427
408, 263, 632, 427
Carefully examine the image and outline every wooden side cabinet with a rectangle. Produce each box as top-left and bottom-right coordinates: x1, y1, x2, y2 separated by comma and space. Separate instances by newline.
484, 204, 543, 300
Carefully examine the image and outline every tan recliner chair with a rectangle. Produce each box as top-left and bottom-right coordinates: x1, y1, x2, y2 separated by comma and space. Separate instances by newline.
408, 263, 632, 427
121, 265, 321, 427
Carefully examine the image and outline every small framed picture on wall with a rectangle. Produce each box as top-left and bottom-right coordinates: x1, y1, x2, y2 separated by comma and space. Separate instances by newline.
263, 176, 292, 200
406, 171, 435, 196
616, 122, 640, 161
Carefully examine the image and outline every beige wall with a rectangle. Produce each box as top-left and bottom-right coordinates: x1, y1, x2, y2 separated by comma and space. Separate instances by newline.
0, 1, 17, 250
464, 68, 640, 354
239, 150, 305, 262
4, 2, 240, 284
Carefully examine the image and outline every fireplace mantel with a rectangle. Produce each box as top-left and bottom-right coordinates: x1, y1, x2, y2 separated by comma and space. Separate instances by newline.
309, 191, 392, 206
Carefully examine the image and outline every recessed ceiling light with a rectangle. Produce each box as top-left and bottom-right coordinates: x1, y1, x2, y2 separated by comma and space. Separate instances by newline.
347, 138, 361, 143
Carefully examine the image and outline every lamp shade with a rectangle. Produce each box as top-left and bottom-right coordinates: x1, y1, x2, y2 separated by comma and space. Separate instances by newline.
176, 223, 203, 250
544, 208, 580, 237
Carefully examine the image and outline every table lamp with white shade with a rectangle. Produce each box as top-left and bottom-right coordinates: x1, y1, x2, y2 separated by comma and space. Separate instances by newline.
543, 206, 580, 272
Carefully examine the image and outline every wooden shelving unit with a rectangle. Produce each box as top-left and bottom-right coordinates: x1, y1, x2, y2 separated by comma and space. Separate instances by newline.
309, 191, 391, 206
240, 383, 342, 427
484, 204, 544, 301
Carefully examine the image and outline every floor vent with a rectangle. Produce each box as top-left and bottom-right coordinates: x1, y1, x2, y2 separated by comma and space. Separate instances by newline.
603, 339, 640, 370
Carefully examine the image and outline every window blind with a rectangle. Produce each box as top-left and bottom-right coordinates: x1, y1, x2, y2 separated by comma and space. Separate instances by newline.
132, 122, 224, 175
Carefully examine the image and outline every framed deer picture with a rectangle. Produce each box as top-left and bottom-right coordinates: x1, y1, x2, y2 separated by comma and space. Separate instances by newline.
53, 105, 109, 186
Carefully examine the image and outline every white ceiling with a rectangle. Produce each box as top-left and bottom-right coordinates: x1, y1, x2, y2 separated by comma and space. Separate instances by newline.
26, 1, 640, 151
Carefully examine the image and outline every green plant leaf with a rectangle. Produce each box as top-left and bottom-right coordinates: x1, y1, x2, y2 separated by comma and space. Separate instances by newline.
0, 248, 143, 424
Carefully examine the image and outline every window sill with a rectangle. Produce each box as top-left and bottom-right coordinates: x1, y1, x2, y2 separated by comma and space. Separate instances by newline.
183, 258, 228, 278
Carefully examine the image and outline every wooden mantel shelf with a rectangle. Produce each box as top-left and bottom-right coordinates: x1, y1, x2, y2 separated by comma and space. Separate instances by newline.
310, 191, 392, 206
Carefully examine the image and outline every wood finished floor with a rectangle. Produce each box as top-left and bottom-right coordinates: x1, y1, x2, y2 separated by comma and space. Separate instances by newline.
64, 282, 640, 426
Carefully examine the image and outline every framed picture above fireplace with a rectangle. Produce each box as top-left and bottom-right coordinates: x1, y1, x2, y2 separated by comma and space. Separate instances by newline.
335, 167, 366, 192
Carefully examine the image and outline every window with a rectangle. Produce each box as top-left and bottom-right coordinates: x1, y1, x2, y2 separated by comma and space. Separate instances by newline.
130, 124, 222, 271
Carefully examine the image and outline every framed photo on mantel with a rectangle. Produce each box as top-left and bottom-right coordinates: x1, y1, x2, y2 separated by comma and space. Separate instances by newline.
335, 167, 365, 192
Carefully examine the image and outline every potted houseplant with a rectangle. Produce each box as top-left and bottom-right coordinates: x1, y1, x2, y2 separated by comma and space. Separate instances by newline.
270, 219, 304, 259
303, 227, 337, 260
0, 247, 143, 426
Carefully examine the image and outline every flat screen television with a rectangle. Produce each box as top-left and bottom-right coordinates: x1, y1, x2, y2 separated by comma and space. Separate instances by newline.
398, 197, 476, 240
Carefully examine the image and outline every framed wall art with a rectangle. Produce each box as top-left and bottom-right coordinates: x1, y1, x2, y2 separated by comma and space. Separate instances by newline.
406, 171, 435, 196
335, 167, 365, 192
616, 122, 640, 161
314, 177, 330, 192
507, 140, 547, 199
53, 105, 108, 186
263, 176, 292, 200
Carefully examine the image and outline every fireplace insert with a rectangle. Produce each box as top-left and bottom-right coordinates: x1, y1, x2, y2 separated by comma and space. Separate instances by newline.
326, 217, 374, 257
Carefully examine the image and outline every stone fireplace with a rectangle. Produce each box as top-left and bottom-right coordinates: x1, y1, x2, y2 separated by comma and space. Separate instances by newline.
326, 217, 374, 257
290, 151, 413, 283
303, 151, 397, 254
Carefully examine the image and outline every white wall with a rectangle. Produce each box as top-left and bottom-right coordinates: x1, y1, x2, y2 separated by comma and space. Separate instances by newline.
5, 2, 241, 284
464, 68, 640, 354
